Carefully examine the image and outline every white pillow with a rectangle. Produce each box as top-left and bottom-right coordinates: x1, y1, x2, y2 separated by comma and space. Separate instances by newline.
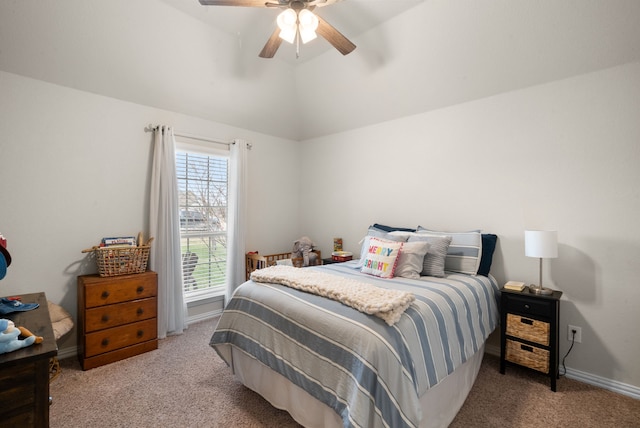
394, 240, 430, 280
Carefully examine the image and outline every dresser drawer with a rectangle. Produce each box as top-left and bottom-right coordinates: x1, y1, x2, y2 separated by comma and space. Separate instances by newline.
505, 339, 549, 373
84, 318, 157, 358
506, 313, 549, 346
84, 297, 157, 333
0, 362, 36, 413
83, 274, 157, 308
505, 294, 552, 318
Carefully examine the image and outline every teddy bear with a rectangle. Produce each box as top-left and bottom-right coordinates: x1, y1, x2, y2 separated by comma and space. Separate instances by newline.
292, 236, 318, 267
0, 318, 42, 354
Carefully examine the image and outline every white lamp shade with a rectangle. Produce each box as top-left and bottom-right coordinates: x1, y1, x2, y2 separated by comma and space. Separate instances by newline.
525, 230, 558, 258
277, 9, 297, 44
298, 9, 318, 44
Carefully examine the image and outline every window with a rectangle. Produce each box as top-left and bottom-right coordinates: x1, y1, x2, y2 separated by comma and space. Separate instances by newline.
175, 145, 229, 300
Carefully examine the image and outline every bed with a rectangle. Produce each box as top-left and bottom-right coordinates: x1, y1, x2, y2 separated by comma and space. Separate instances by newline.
210, 246, 500, 428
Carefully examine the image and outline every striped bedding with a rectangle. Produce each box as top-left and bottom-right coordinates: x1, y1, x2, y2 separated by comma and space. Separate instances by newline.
210, 261, 500, 428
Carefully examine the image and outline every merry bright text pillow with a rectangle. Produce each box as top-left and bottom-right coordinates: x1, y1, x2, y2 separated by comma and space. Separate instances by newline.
360, 237, 403, 278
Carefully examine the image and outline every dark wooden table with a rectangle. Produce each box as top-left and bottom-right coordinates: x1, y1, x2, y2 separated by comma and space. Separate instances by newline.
0, 292, 58, 427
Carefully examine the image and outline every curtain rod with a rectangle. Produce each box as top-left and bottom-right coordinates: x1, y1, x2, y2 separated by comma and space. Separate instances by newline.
145, 124, 252, 149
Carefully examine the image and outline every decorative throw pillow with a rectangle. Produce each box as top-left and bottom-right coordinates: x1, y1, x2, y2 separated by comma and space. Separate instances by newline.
394, 240, 430, 280
360, 237, 403, 278
354, 227, 408, 269
477, 234, 498, 276
408, 234, 452, 278
416, 227, 482, 276
372, 223, 416, 233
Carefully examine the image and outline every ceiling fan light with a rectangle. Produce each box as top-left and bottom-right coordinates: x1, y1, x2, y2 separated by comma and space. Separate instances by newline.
298, 9, 318, 44
277, 9, 297, 31
279, 27, 297, 44
298, 9, 319, 30
299, 28, 317, 44
277, 8, 297, 44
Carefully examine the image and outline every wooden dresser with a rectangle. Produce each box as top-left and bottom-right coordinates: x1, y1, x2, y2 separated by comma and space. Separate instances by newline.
77, 271, 158, 370
0, 292, 57, 428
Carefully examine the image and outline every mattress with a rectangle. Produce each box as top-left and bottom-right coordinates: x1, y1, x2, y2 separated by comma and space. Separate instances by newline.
210, 261, 500, 428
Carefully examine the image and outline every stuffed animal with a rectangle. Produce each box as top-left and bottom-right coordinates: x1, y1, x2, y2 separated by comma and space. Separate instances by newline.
292, 236, 317, 267
0, 318, 42, 354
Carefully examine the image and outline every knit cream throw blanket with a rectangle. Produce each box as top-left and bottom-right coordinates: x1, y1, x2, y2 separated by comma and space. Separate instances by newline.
250, 265, 415, 326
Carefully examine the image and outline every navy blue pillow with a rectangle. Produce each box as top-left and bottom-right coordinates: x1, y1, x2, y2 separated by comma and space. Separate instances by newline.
372, 223, 416, 233
477, 234, 497, 276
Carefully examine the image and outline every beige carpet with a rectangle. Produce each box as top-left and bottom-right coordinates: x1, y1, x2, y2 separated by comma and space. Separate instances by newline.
51, 318, 640, 427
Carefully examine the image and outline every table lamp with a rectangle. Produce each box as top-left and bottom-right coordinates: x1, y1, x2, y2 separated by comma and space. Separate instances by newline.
525, 230, 557, 295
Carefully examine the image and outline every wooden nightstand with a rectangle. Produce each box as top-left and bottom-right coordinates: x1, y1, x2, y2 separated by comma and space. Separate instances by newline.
500, 286, 562, 391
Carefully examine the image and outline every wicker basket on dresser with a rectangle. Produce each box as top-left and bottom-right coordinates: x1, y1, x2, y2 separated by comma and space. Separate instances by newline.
77, 271, 158, 370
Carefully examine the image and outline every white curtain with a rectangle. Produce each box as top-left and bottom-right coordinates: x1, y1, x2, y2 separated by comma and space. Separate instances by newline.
225, 139, 248, 304
149, 126, 187, 338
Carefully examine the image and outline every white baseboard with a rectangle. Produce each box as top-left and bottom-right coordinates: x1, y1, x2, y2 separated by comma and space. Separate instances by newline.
484, 343, 640, 400
564, 366, 640, 400
57, 345, 78, 360
187, 309, 222, 325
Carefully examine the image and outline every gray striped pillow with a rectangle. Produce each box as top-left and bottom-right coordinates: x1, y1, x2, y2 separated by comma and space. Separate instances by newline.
417, 228, 483, 275
407, 234, 452, 278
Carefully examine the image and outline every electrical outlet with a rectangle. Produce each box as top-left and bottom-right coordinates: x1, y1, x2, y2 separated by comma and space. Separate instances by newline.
568, 325, 582, 343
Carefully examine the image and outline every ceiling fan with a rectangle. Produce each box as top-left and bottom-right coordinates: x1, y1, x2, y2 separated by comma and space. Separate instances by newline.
198, 0, 356, 59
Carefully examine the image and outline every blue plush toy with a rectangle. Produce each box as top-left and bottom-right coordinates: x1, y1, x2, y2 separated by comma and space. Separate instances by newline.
0, 318, 36, 354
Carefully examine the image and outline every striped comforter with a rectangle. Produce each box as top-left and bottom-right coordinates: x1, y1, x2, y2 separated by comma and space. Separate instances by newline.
210, 262, 500, 428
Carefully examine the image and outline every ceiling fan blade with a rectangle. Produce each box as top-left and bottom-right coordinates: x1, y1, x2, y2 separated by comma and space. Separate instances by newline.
259, 28, 283, 58
308, 0, 344, 7
198, 0, 271, 7
316, 16, 356, 56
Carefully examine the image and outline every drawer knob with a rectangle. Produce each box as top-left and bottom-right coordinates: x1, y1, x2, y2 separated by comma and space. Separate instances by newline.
101, 314, 110, 322
137, 330, 144, 338
136, 286, 144, 294
101, 338, 109, 347
521, 344, 534, 352
101, 291, 110, 299
524, 304, 530, 309
137, 308, 144, 315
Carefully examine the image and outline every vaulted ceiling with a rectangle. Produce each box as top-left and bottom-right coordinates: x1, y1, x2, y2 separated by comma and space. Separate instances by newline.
158, 0, 425, 64
1, 0, 640, 141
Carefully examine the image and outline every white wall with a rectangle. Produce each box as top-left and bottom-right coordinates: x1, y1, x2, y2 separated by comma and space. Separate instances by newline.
0, 70, 301, 350
299, 62, 640, 390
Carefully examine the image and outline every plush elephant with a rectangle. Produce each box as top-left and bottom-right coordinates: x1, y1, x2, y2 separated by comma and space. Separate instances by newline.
292, 236, 317, 267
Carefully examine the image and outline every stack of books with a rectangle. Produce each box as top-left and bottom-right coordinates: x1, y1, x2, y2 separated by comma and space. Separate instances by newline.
100, 236, 137, 248
504, 281, 526, 291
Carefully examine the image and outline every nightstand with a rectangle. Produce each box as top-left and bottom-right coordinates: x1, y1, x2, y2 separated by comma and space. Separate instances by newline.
500, 286, 562, 391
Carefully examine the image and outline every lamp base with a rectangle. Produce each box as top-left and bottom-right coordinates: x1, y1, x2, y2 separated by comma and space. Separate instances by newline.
529, 284, 553, 295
